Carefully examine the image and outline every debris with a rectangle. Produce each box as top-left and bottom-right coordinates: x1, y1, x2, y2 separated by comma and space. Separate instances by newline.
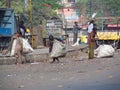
36, 45, 45, 49
7, 74, 16, 77
31, 62, 39, 65
57, 85, 63, 88
18, 85, 24, 88
40, 76, 44, 79
51, 78, 58, 81
61, 63, 64, 66
77, 71, 86, 73
108, 75, 113, 79
72, 38, 80, 46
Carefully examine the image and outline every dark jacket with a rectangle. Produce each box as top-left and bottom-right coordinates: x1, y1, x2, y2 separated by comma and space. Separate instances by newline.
49, 35, 54, 53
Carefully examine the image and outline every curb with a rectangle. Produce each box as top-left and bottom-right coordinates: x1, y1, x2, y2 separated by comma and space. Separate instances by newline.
0, 45, 88, 65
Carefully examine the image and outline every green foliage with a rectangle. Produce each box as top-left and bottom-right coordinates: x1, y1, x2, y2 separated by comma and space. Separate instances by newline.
76, 0, 120, 29
32, 0, 61, 26
76, 0, 120, 17
104, 0, 120, 16
0, 0, 61, 27
34, 0, 61, 9
0, 0, 6, 7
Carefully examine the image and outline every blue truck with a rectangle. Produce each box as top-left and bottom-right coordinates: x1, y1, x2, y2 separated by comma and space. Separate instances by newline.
0, 8, 19, 51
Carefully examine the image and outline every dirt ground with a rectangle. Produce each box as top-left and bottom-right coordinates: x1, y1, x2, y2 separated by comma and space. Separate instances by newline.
0, 52, 120, 90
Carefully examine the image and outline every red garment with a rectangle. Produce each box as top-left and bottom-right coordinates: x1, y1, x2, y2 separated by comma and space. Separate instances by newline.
88, 31, 97, 44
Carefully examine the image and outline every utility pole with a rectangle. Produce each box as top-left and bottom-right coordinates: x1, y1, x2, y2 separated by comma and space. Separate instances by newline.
101, 0, 104, 31
30, 0, 32, 25
29, 0, 34, 48
89, 0, 92, 17
61, 0, 67, 35
6, 0, 10, 8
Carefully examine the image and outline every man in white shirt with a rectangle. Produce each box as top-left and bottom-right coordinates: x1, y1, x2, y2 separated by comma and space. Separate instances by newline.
88, 20, 94, 34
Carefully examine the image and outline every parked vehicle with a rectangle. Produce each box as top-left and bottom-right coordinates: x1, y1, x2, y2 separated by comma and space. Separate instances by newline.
97, 31, 120, 48
0, 8, 19, 52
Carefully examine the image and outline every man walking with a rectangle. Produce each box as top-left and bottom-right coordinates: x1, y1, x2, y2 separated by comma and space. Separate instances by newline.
73, 22, 80, 44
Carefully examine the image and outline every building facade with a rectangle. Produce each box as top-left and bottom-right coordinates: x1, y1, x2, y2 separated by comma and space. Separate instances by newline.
58, 0, 88, 44
58, 0, 80, 29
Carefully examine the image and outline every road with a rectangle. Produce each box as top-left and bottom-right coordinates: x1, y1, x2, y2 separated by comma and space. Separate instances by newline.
0, 52, 120, 90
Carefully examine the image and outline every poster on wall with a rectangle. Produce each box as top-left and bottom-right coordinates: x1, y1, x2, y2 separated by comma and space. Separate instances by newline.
46, 19, 63, 38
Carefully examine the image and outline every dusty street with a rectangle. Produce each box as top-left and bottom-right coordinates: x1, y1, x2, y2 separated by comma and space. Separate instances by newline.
0, 52, 120, 90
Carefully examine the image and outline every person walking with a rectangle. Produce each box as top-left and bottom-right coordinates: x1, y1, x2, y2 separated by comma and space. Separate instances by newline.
88, 27, 98, 59
48, 35, 59, 63
73, 22, 80, 44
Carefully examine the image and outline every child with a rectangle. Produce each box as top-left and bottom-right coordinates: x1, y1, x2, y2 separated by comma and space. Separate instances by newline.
13, 33, 23, 65
49, 35, 59, 63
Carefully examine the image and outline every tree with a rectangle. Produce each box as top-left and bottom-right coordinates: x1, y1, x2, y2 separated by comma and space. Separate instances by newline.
30, 0, 61, 26
0, 0, 61, 26
104, 0, 120, 16
34, 0, 61, 10
0, 0, 6, 7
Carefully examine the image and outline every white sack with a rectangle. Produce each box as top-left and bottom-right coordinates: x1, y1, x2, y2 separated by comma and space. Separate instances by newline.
10, 38, 34, 56
22, 38, 34, 53
95, 44, 115, 58
10, 39, 17, 56
72, 38, 80, 46
50, 40, 66, 57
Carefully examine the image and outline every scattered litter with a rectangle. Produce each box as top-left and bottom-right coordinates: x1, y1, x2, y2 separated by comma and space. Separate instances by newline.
31, 62, 39, 65
7, 74, 16, 77
28, 74, 31, 77
51, 78, 58, 81
72, 38, 80, 46
96, 70, 100, 73
40, 76, 44, 79
7, 75, 13, 77
69, 77, 75, 80
18, 85, 24, 88
56, 69, 59, 72
108, 75, 112, 79
36, 45, 45, 49
57, 85, 63, 88
77, 71, 86, 73
61, 63, 64, 66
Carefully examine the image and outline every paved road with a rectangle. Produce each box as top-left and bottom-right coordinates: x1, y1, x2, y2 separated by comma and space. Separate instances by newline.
0, 53, 120, 90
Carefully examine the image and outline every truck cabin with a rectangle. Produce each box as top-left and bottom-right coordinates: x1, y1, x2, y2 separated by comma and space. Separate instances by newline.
0, 8, 18, 52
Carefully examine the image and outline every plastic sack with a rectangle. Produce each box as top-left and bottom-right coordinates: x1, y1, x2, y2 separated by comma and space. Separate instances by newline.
50, 40, 66, 57
72, 38, 80, 46
95, 44, 115, 58
10, 38, 34, 56
10, 39, 17, 56
22, 38, 34, 53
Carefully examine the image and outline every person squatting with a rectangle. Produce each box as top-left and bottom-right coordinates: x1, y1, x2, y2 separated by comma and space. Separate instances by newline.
48, 35, 59, 63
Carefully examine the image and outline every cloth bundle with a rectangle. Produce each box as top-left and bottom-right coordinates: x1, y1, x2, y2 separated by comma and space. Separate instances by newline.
50, 40, 66, 57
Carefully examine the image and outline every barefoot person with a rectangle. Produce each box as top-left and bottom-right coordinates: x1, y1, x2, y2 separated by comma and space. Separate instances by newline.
13, 33, 23, 64
49, 35, 59, 63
